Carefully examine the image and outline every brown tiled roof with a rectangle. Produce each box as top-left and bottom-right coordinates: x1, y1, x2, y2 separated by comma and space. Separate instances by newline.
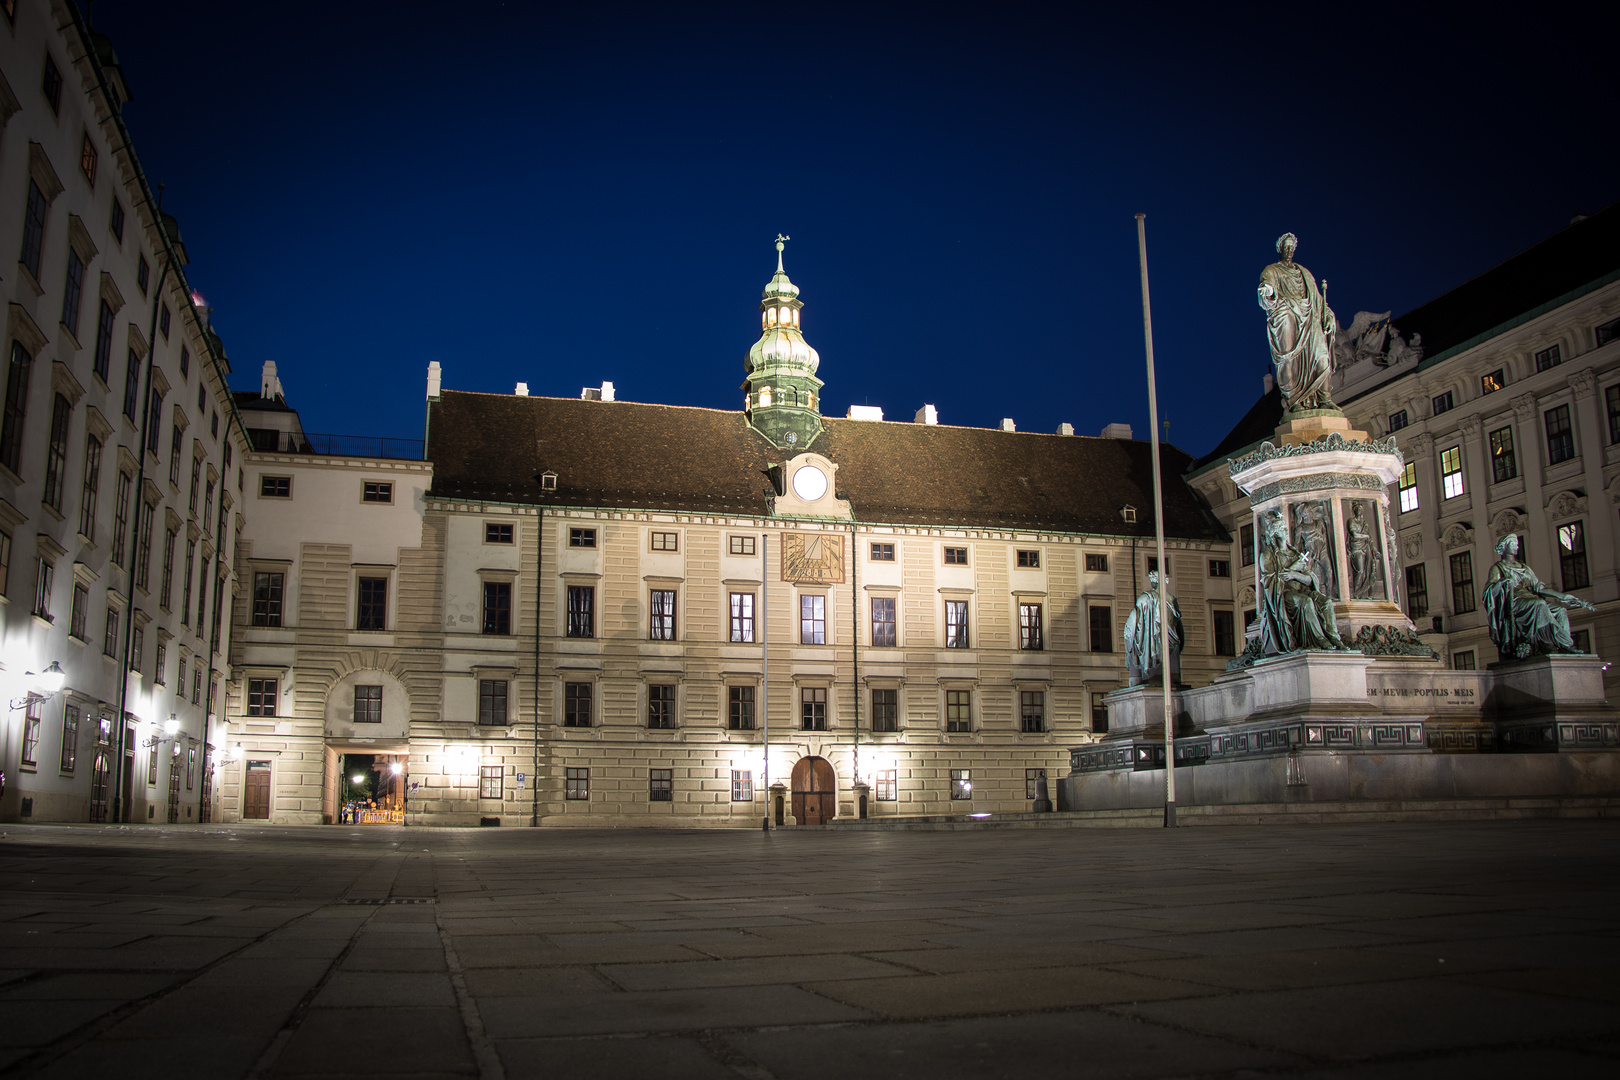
426, 391, 1227, 542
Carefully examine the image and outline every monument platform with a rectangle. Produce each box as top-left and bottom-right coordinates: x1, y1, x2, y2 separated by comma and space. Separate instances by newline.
1063, 653, 1620, 812
1273, 410, 1370, 447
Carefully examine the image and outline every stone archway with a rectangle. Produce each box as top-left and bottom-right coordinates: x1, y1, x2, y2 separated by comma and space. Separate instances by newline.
790, 756, 836, 825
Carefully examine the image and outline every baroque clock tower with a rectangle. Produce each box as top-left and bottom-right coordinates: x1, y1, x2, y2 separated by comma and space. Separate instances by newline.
743, 235, 824, 450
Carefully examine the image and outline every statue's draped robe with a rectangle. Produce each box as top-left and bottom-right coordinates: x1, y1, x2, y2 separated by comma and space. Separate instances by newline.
1257, 541, 1344, 656
1259, 260, 1336, 411
1482, 558, 1579, 660
1123, 588, 1183, 684
1293, 502, 1337, 598
1347, 514, 1377, 598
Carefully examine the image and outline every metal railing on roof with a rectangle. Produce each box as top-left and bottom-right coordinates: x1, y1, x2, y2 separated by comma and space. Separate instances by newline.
252, 430, 424, 460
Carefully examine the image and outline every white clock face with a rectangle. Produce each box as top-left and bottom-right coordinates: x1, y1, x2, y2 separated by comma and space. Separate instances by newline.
792, 464, 828, 501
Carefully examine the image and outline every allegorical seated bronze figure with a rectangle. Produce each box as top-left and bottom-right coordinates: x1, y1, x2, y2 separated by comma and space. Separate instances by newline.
1482, 533, 1594, 660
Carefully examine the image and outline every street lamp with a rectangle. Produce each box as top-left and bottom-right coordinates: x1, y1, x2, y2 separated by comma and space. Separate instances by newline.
10, 660, 67, 711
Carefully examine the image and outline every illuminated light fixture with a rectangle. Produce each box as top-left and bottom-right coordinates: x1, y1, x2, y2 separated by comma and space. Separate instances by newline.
969, 813, 991, 819
37, 661, 66, 695
164, 714, 180, 736
230, 742, 244, 759
390, 762, 403, 774
352, 774, 366, 784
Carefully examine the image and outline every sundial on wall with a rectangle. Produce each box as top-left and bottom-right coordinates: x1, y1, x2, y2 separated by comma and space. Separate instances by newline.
781, 533, 845, 584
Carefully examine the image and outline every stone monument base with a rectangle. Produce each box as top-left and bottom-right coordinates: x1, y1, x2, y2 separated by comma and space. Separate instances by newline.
1274, 411, 1369, 447
1064, 653, 1620, 812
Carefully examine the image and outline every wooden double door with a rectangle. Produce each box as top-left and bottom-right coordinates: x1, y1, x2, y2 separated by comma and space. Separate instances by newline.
791, 757, 836, 825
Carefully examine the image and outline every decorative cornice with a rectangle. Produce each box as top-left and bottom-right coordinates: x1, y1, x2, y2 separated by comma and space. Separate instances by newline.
1568, 367, 1598, 401
1510, 392, 1537, 424
1228, 433, 1401, 477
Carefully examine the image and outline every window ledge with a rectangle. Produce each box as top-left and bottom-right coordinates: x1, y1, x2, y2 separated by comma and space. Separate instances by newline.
16, 262, 43, 298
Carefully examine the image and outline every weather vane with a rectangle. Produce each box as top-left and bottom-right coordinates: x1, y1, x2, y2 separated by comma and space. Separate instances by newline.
774, 233, 790, 272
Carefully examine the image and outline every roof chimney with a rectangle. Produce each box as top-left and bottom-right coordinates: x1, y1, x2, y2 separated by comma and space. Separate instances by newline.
515, 382, 529, 396
1000, 418, 1016, 432
914, 404, 939, 425
1100, 422, 1133, 439
600, 380, 615, 402
261, 360, 283, 402
426, 361, 442, 400
1057, 422, 1074, 436
846, 405, 884, 421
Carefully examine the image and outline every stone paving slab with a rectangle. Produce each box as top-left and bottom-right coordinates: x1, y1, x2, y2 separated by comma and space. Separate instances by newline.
1, 820, 1618, 1079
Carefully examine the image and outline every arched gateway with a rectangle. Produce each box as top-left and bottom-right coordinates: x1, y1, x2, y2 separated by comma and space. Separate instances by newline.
790, 757, 836, 825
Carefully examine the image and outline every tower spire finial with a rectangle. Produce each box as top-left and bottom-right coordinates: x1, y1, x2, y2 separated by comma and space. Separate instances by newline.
775, 233, 789, 273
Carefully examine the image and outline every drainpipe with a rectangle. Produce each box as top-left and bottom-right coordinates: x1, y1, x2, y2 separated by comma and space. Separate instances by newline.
110, 244, 170, 825
199, 405, 238, 823
760, 532, 769, 831
531, 497, 545, 827
849, 520, 860, 812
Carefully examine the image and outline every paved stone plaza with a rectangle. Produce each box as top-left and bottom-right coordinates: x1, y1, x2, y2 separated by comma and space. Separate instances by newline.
2, 821, 1618, 1079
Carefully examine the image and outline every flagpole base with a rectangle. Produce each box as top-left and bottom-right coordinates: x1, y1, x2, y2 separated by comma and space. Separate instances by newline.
1164, 800, 1177, 828
762, 816, 770, 833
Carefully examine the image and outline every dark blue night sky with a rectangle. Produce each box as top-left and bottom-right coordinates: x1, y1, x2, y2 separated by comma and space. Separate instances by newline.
91, 1, 1618, 459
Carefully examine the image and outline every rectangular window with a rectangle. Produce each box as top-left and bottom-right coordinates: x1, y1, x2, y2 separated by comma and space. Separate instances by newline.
801, 687, 827, 731
945, 600, 970, 648
483, 581, 512, 635
122, 349, 141, 421
78, 435, 103, 541
1608, 384, 1620, 445
649, 589, 676, 640
1450, 551, 1475, 614
159, 304, 170, 340
194, 554, 209, 629
143, 390, 163, 454
361, 481, 392, 503
20, 180, 47, 280
480, 765, 503, 800
650, 531, 678, 552
253, 571, 283, 626
43, 394, 71, 512
566, 585, 595, 638
1025, 768, 1047, 800
1020, 690, 1045, 733
1240, 524, 1255, 566
728, 685, 755, 731
1399, 462, 1420, 513
93, 300, 113, 382
729, 592, 754, 642
1431, 390, 1454, 416
950, 769, 972, 800
1145, 556, 1159, 575
1481, 369, 1504, 394
1213, 609, 1237, 656
103, 606, 120, 656
1091, 691, 1109, 734
485, 522, 513, 544
61, 248, 84, 337
190, 459, 203, 516
869, 542, 894, 561
155, 641, 167, 685
357, 577, 387, 631
1388, 409, 1409, 432
946, 689, 971, 732
0, 529, 8, 597
1452, 650, 1476, 671
649, 769, 673, 802
1535, 344, 1562, 372
1559, 521, 1590, 591
565, 768, 589, 800
1089, 605, 1113, 652
60, 705, 79, 773
647, 684, 675, 729
1085, 553, 1109, 572
180, 538, 195, 625
564, 682, 592, 727
1545, 404, 1575, 464
134, 502, 155, 592
1016, 549, 1040, 568
569, 528, 596, 548
260, 475, 291, 498
1209, 559, 1231, 578
178, 654, 187, 696
943, 546, 967, 565
731, 769, 753, 802
871, 596, 896, 646
1573, 629, 1592, 654
800, 594, 826, 644
247, 677, 278, 717
1019, 603, 1043, 651
1440, 446, 1465, 499
69, 582, 88, 639
478, 679, 507, 726
876, 769, 897, 801
21, 698, 40, 767
80, 132, 98, 185
131, 619, 144, 668
42, 51, 62, 111
1490, 426, 1517, 483
111, 200, 126, 243
353, 685, 383, 724
871, 688, 897, 732
1598, 318, 1620, 347
159, 529, 176, 609
137, 255, 150, 294
1, 341, 33, 475
33, 557, 54, 620
730, 535, 756, 556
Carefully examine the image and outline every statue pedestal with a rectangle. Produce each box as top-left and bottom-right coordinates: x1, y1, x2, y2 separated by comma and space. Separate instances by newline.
1103, 683, 1189, 738
1275, 412, 1370, 447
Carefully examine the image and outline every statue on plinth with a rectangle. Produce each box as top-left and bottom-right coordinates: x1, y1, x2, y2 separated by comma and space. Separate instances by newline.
1482, 534, 1595, 660
1292, 500, 1337, 597
1346, 502, 1381, 599
1255, 509, 1348, 656
1259, 233, 1340, 412
1124, 570, 1183, 685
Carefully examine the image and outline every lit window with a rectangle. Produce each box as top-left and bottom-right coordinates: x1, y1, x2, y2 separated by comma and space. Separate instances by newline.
569, 527, 595, 547
949, 769, 972, 799
946, 690, 971, 732
800, 594, 825, 644
801, 687, 827, 731
1399, 462, 1419, 513
1559, 522, 1589, 591
1440, 446, 1464, 499
758, 387, 772, 407
945, 600, 969, 648
353, 685, 382, 723
1481, 369, 1503, 394
1490, 427, 1517, 482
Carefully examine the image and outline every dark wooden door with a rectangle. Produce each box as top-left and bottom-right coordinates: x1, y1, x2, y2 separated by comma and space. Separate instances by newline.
244, 762, 271, 819
790, 757, 836, 825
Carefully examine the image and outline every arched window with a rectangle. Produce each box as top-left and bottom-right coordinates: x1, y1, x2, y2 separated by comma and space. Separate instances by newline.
767, 308, 777, 327
759, 387, 773, 407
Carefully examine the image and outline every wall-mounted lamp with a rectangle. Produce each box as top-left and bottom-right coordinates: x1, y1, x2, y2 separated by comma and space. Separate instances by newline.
10, 661, 67, 711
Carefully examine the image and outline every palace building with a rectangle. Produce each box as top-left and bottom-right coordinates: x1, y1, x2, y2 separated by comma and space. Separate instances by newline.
219, 245, 1232, 826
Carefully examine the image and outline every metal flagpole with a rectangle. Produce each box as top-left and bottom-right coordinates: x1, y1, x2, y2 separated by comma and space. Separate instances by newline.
761, 533, 770, 831
1135, 213, 1177, 828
